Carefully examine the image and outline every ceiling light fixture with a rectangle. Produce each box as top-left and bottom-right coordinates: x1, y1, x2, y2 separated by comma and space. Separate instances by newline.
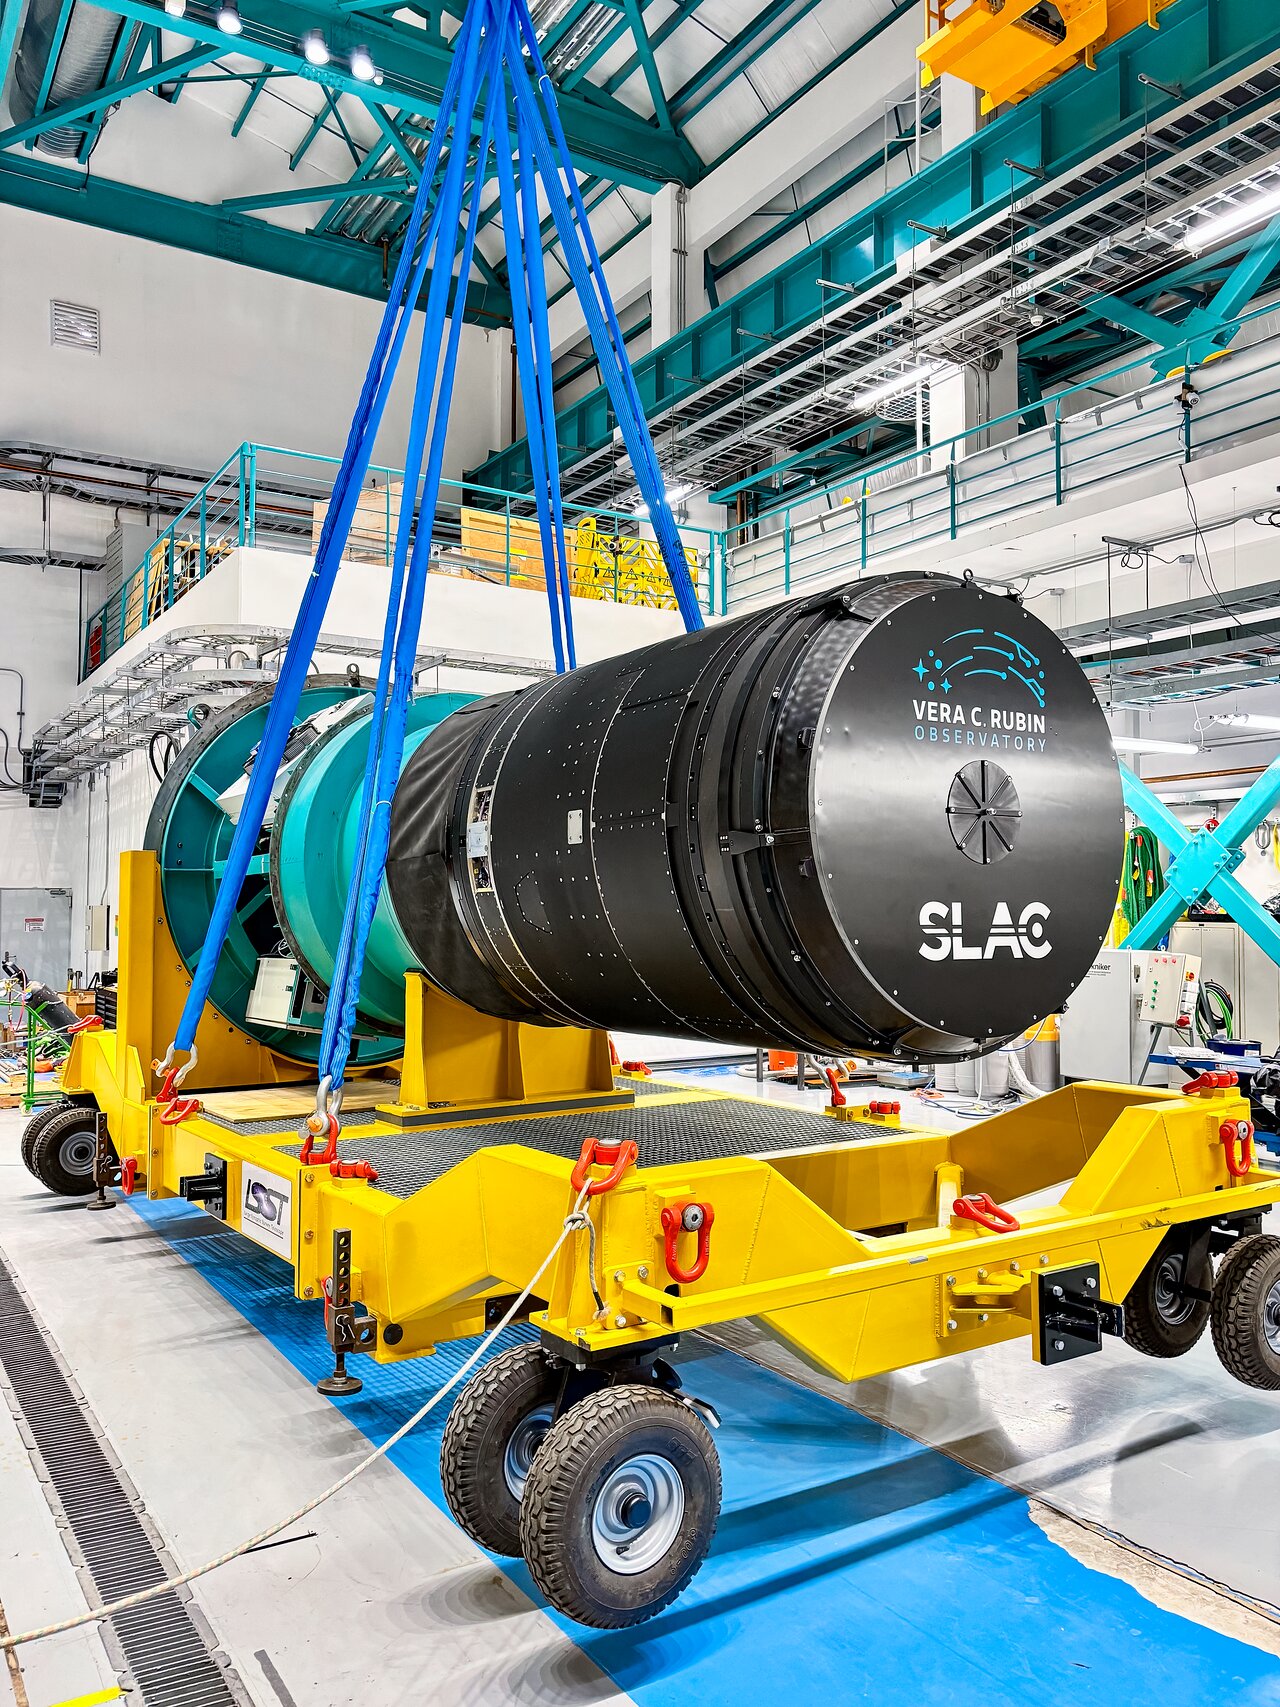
163, 0, 187, 16
1110, 735, 1200, 755
216, 0, 242, 32
1209, 711, 1280, 733
836, 360, 944, 413
350, 43, 376, 79
1181, 184, 1280, 251
302, 28, 329, 63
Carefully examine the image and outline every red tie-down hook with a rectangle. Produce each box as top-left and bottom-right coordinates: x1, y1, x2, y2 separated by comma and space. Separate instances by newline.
330, 1157, 379, 1183
300, 1110, 340, 1167
159, 1095, 202, 1125
119, 1155, 140, 1196
67, 1014, 103, 1034
1221, 1119, 1255, 1180
1183, 1070, 1239, 1096
824, 1065, 846, 1108
951, 1192, 1021, 1233
662, 1201, 715, 1283
571, 1136, 639, 1196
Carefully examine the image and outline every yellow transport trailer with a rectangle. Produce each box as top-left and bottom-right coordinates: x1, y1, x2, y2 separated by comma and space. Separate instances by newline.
26, 855, 1280, 1627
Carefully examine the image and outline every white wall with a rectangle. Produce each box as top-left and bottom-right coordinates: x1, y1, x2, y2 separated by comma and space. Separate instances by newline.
0, 203, 507, 479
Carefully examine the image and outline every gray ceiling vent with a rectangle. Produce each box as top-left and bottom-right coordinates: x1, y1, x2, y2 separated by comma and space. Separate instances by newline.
50, 300, 100, 352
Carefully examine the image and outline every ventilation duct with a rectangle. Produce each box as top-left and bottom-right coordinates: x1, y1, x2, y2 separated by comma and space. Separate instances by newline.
10, 0, 123, 157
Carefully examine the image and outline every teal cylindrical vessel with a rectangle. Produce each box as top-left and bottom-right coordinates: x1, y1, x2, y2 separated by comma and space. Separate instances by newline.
145, 682, 477, 1064
270, 693, 475, 1028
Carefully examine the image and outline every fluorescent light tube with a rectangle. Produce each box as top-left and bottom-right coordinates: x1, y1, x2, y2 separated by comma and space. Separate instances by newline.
1182, 185, 1280, 251
1110, 735, 1200, 754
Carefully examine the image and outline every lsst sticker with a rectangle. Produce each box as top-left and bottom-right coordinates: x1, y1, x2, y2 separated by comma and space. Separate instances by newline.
240, 1162, 293, 1257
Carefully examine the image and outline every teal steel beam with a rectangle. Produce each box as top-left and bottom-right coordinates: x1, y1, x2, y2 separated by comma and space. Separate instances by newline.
1089, 292, 1180, 347
76, 17, 140, 159
470, 0, 1280, 496
0, 148, 511, 321
1119, 763, 1280, 968
231, 67, 270, 135
559, 5, 639, 91
289, 102, 329, 170
79, 0, 700, 188
0, 0, 25, 115
324, 89, 361, 166
0, 43, 220, 150
315, 139, 396, 231
1088, 212, 1280, 373
222, 175, 409, 210
618, 0, 672, 132
669, 0, 816, 122
370, 104, 420, 176
709, 127, 926, 286
599, 0, 699, 96
30, 0, 75, 117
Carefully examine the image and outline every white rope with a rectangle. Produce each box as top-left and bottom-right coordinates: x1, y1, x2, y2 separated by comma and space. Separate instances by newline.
0, 1184, 592, 1652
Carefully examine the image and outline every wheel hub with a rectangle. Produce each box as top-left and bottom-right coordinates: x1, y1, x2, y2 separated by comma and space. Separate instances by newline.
502, 1404, 553, 1502
58, 1130, 97, 1175
1154, 1252, 1197, 1326
1263, 1278, 1280, 1355
591, 1453, 685, 1576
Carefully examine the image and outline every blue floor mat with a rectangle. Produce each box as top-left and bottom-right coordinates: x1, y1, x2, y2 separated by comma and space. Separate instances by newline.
130, 1197, 1280, 1707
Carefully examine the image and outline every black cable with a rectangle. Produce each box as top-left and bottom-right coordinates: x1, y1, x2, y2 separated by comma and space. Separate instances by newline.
0, 728, 22, 789
1195, 978, 1234, 1045
1178, 463, 1239, 628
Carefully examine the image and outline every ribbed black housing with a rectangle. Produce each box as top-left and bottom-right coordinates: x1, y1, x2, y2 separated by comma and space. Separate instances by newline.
387, 574, 1124, 1060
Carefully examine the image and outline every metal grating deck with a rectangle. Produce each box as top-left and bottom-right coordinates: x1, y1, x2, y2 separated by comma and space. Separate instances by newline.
275, 1097, 892, 1201
0, 1254, 245, 1706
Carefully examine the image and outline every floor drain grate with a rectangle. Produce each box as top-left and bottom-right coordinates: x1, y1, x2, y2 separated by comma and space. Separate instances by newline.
0, 1252, 248, 1707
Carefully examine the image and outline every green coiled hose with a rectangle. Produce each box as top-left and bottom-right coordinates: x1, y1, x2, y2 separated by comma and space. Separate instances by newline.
1121, 825, 1167, 930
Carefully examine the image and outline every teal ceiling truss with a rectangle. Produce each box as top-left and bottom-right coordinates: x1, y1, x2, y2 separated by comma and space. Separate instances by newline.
6, 0, 1280, 518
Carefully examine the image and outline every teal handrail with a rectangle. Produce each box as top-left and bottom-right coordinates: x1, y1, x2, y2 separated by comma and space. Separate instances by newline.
80, 440, 719, 679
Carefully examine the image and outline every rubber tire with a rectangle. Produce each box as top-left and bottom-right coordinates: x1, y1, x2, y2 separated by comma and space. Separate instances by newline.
519, 1384, 721, 1629
1123, 1234, 1212, 1357
20, 1099, 72, 1176
440, 1344, 563, 1556
28, 1106, 103, 1196
1210, 1233, 1280, 1390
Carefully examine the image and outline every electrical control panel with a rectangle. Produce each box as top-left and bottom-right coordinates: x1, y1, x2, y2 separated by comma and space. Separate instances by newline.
1138, 951, 1200, 1029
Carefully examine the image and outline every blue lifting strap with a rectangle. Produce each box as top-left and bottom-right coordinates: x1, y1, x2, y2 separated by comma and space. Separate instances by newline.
159, 0, 487, 1081
160, 0, 703, 1117
315, 11, 506, 1095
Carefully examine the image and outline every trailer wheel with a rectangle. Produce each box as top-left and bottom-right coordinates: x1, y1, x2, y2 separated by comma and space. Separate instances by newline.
1210, 1233, 1280, 1390
21, 1100, 72, 1175
28, 1107, 104, 1197
441, 1344, 563, 1556
1123, 1234, 1212, 1357
520, 1385, 720, 1629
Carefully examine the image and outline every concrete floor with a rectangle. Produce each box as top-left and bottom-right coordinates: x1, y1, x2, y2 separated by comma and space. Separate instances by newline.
0, 1107, 631, 1707
3, 1082, 1280, 1706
